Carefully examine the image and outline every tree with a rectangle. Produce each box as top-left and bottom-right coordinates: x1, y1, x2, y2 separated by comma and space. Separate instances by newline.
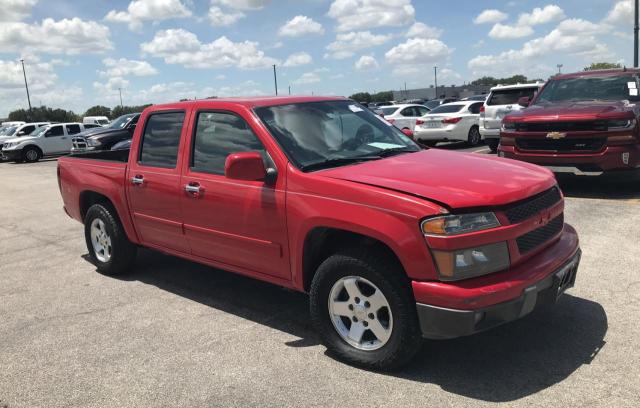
371, 91, 394, 102
84, 105, 111, 118
584, 62, 622, 71
349, 92, 372, 103
7, 106, 79, 122
110, 104, 153, 119
470, 75, 530, 86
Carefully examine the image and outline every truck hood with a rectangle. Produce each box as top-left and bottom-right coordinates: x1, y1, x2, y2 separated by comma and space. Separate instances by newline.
79, 127, 123, 138
319, 149, 556, 209
3, 136, 36, 144
508, 100, 634, 121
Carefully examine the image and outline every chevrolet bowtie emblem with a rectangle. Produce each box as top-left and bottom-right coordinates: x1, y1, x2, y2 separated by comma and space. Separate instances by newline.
546, 132, 567, 139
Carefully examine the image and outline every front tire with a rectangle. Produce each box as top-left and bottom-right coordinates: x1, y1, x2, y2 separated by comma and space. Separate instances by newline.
310, 248, 422, 370
486, 139, 499, 153
84, 204, 137, 275
467, 125, 481, 146
23, 146, 41, 163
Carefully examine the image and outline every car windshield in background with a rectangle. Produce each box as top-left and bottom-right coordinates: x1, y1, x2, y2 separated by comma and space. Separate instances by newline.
536, 75, 640, 103
380, 107, 399, 116
428, 104, 465, 114
3, 126, 18, 136
97, 119, 110, 125
488, 88, 538, 105
255, 100, 420, 171
424, 100, 441, 110
30, 127, 48, 137
109, 114, 134, 129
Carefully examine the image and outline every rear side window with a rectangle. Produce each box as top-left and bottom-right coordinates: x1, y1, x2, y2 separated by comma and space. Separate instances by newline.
139, 112, 185, 168
45, 125, 64, 137
487, 87, 538, 106
468, 102, 483, 114
429, 104, 465, 114
191, 111, 265, 175
66, 124, 81, 135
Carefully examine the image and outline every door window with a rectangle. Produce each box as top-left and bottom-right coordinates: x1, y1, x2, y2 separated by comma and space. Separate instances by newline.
45, 125, 64, 137
468, 102, 484, 114
191, 111, 266, 175
66, 124, 81, 135
400, 107, 415, 117
20, 125, 35, 135
416, 107, 430, 116
138, 112, 185, 168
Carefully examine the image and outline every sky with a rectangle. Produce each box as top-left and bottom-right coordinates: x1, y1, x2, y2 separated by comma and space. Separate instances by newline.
0, 0, 635, 117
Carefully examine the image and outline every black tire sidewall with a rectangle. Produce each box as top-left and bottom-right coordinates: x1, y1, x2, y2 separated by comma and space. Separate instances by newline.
310, 252, 421, 369
23, 147, 41, 163
84, 204, 135, 275
468, 126, 481, 146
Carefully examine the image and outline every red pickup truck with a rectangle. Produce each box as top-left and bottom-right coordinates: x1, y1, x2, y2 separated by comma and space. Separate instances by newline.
58, 97, 581, 369
500, 68, 640, 178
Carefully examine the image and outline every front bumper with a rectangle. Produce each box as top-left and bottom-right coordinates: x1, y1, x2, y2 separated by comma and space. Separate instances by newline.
412, 225, 580, 339
499, 143, 640, 173
479, 127, 500, 139
1, 149, 22, 161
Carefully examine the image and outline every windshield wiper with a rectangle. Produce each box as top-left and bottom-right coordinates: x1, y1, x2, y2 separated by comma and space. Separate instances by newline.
301, 156, 381, 172
375, 147, 419, 158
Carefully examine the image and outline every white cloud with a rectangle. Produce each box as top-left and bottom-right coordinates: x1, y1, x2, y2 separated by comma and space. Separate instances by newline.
283, 52, 313, 67
208, 6, 244, 26
212, 0, 270, 10
292, 72, 321, 85
474, 9, 508, 24
278, 15, 324, 37
604, 0, 632, 25
517, 5, 565, 26
385, 37, 451, 64
100, 58, 158, 78
354, 55, 379, 71
141, 29, 278, 70
0, 58, 56, 92
0, 18, 113, 55
489, 23, 534, 39
0, 0, 38, 22
406, 22, 442, 39
93, 76, 130, 93
469, 20, 613, 77
105, 0, 192, 32
328, 0, 415, 32
325, 31, 392, 59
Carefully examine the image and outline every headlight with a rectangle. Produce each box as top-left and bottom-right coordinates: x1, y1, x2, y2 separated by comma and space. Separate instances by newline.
86, 138, 102, 147
421, 212, 500, 236
431, 242, 510, 281
608, 119, 636, 130
501, 121, 516, 131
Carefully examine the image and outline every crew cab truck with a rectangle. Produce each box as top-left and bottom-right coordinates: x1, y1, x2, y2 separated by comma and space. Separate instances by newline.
500, 69, 640, 178
58, 97, 581, 370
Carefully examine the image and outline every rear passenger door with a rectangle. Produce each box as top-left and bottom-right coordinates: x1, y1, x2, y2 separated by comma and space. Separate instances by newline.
180, 110, 290, 280
126, 111, 190, 253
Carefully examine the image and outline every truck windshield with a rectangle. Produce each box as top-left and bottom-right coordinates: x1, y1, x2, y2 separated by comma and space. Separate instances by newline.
109, 114, 135, 129
97, 119, 110, 125
255, 100, 420, 171
536, 75, 640, 103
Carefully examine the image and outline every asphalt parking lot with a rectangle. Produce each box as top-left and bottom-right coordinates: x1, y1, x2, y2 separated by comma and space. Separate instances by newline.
1, 157, 639, 408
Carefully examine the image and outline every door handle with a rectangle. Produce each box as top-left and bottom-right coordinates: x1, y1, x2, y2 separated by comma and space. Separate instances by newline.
131, 175, 144, 185
185, 182, 203, 196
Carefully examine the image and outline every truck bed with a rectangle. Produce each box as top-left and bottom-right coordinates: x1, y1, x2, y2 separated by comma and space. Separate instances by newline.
69, 149, 130, 162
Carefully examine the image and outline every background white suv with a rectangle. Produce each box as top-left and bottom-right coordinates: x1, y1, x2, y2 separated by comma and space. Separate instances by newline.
2, 123, 85, 163
480, 83, 543, 152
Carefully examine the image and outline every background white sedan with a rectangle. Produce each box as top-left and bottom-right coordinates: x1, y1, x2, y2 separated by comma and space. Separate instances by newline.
413, 101, 484, 146
377, 104, 430, 131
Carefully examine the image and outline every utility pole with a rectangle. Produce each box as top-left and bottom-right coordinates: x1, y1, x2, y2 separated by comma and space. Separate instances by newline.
288, 85, 291, 95
557, 64, 563, 74
404, 81, 407, 98
635, 0, 639, 67
434, 66, 438, 100
20, 59, 33, 119
118, 87, 123, 108
273, 64, 278, 95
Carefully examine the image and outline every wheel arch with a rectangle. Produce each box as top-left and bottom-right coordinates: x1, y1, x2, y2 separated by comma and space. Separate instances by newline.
78, 190, 139, 244
302, 227, 406, 292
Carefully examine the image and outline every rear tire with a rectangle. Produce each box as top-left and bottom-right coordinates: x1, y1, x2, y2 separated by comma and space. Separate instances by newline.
23, 146, 41, 163
467, 125, 481, 146
84, 204, 137, 275
486, 139, 499, 153
309, 248, 422, 370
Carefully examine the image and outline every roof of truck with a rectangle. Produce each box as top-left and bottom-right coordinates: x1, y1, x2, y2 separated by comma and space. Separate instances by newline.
554, 68, 640, 79
149, 96, 348, 111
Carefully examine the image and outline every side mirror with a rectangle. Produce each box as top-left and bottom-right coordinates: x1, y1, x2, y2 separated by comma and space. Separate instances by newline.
401, 128, 414, 139
17, 131, 25, 136
225, 151, 267, 182
518, 96, 531, 107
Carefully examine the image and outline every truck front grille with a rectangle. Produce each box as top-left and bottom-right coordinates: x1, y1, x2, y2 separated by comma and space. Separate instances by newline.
72, 137, 87, 150
515, 121, 607, 132
504, 187, 562, 224
516, 214, 564, 254
516, 138, 606, 152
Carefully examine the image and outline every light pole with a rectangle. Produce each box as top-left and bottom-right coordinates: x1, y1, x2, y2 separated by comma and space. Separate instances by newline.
273, 64, 278, 95
117, 87, 123, 108
288, 85, 291, 95
434, 66, 438, 100
20, 59, 33, 118
557, 64, 563, 74
635, 0, 639, 67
